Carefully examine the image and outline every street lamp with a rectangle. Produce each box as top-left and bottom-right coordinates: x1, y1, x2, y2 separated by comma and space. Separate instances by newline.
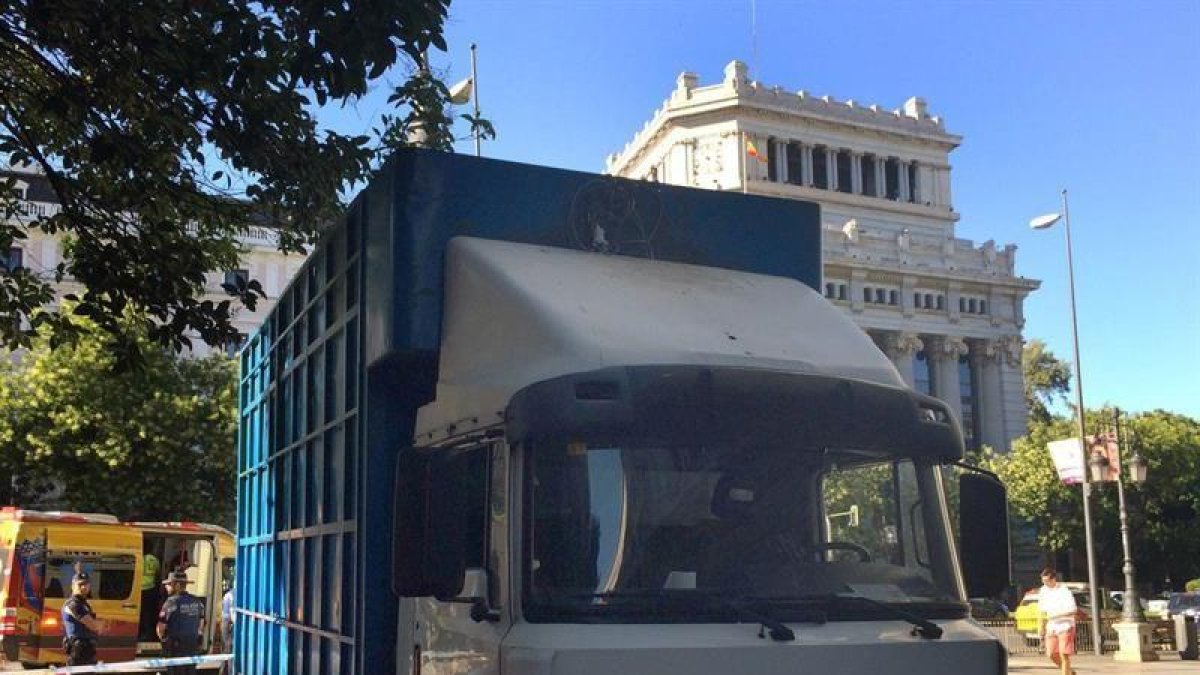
1088, 451, 1109, 484
1128, 448, 1148, 485
1029, 190, 1104, 656
1106, 409, 1157, 662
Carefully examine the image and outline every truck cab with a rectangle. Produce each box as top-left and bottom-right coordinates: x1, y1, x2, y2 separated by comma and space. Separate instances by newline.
393, 237, 1010, 675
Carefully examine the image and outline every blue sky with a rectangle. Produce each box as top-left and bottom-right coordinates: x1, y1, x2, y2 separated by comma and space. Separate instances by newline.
324, 0, 1199, 417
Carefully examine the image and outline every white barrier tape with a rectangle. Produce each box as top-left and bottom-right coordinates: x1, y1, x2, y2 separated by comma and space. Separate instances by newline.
19, 653, 232, 674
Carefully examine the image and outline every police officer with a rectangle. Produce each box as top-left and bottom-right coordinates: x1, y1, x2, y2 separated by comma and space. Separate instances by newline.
61, 572, 103, 666
156, 570, 206, 675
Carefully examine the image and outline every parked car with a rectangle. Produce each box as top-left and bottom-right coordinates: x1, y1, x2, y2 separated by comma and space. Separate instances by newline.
1109, 591, 1149, 613
1013, 586, 1092, 646
968, 597, 1010, 620
1147, 598, 1170, 619
1166, 592, 1200, 619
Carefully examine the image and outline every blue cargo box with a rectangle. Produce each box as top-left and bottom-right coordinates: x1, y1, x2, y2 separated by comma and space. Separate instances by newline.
235, 149, 821, 674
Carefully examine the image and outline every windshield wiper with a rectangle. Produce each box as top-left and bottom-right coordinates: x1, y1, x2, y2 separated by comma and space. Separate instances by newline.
828, 594, 943, 639
758, 594, 943, 639
573, 590, 801, 642
706, 594, 797, 642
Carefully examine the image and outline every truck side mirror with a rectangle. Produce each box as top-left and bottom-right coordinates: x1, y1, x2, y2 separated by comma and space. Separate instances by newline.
392, 449, 470, 599
959, 472, 1010, 598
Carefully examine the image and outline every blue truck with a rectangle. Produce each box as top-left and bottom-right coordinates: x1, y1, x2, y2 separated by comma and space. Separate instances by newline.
235, 149, 1010, 674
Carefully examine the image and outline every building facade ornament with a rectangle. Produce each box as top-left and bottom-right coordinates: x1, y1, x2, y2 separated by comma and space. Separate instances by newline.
999, 334, 1024, 367
842, 218, 860, 244
926, 334, 969, 361
884, 331, 924, 358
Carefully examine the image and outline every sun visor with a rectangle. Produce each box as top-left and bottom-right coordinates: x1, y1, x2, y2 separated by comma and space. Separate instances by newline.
414, 237, 907, 442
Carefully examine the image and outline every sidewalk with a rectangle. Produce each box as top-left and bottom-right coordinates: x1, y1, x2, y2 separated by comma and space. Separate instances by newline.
1009, 654, 1196, 673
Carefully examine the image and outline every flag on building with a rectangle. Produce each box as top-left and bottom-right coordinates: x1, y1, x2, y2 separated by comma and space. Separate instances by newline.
746, 138, 767, 163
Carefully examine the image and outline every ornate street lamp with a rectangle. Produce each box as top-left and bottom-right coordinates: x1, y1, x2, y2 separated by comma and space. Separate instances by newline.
1128, 450, 1148, 485
1109, 409, 1156, 662
1088, 450, 1110, 484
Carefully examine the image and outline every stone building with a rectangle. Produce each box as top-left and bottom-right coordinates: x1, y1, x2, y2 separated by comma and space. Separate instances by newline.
605, 61, 1040, 451
2, 163, 303, 357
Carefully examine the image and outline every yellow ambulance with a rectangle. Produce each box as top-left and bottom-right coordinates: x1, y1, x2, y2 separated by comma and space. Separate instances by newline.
0, 508, 233, 669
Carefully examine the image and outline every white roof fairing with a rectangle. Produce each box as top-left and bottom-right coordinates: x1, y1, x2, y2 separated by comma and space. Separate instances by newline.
413, 237, 905, 441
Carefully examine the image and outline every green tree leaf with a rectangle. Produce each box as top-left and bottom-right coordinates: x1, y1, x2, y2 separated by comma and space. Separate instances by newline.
0, 0, 489, 361
0, 308, 237, 527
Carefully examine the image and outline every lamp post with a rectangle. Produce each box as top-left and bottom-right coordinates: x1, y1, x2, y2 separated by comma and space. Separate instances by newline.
1090, 409, 1157, 662
1030, 189, 1103, 656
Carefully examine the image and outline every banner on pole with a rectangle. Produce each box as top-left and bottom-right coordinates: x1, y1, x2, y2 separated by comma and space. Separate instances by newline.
1047, 437, 1085, 485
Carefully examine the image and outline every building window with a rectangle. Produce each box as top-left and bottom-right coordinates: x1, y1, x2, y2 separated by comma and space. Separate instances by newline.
862, 154, 878, 197
979, 299, 988, 314
767, 139, 779, 182
863, 286, 872, 303
224, 269, 250, 291
838, 284, 847, 300
907, 162, 919, 203
786, 142, 804, 185
836, 150, 853, 194
936, 295, 945, 310
968, 298, 977, 313
959, 297, 967, 313
874, 288, 886, 304
884, 158, 900, 200
888, 290, 898, 305
913, 350, 932, 396
825, 282, 835, 298
1, 247, 22, 273
812, 146, 829, 189
959, 355, 980, 450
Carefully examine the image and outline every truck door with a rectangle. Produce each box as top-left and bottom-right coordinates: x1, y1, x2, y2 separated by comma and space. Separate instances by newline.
145, 534, 217, 653
415, 442, 511, 675
42, 538, 140, 663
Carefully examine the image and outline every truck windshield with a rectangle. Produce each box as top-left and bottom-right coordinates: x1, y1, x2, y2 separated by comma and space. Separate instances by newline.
524, 441, 963, 622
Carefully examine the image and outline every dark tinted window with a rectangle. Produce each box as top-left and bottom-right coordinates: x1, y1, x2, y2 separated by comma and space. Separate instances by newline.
44, 554, 136, 600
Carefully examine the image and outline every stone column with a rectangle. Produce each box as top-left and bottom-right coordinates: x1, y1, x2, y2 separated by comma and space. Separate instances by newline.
777, 140, 789, 184
947, 281, 963, 324
927, 335, 968, 428
901, 276, 917, 318
883, 332, 924, 387
802, 144, 814, 187
826, 148, 838, 191
849, 269, 867, 313
973, 339, 1006, 451
850, 153, 863, 194
875, 157, 886, 200
898, 159, 911, 202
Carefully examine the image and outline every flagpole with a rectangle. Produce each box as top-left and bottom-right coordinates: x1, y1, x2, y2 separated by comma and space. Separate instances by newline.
470, 43, 481, 157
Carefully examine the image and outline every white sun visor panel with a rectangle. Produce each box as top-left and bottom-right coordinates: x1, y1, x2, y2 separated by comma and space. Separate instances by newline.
414, 237, 904, 439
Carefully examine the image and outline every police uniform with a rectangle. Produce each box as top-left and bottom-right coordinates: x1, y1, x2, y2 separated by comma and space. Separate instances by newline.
158, 572, 205, 675
61, 574, 99, 666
